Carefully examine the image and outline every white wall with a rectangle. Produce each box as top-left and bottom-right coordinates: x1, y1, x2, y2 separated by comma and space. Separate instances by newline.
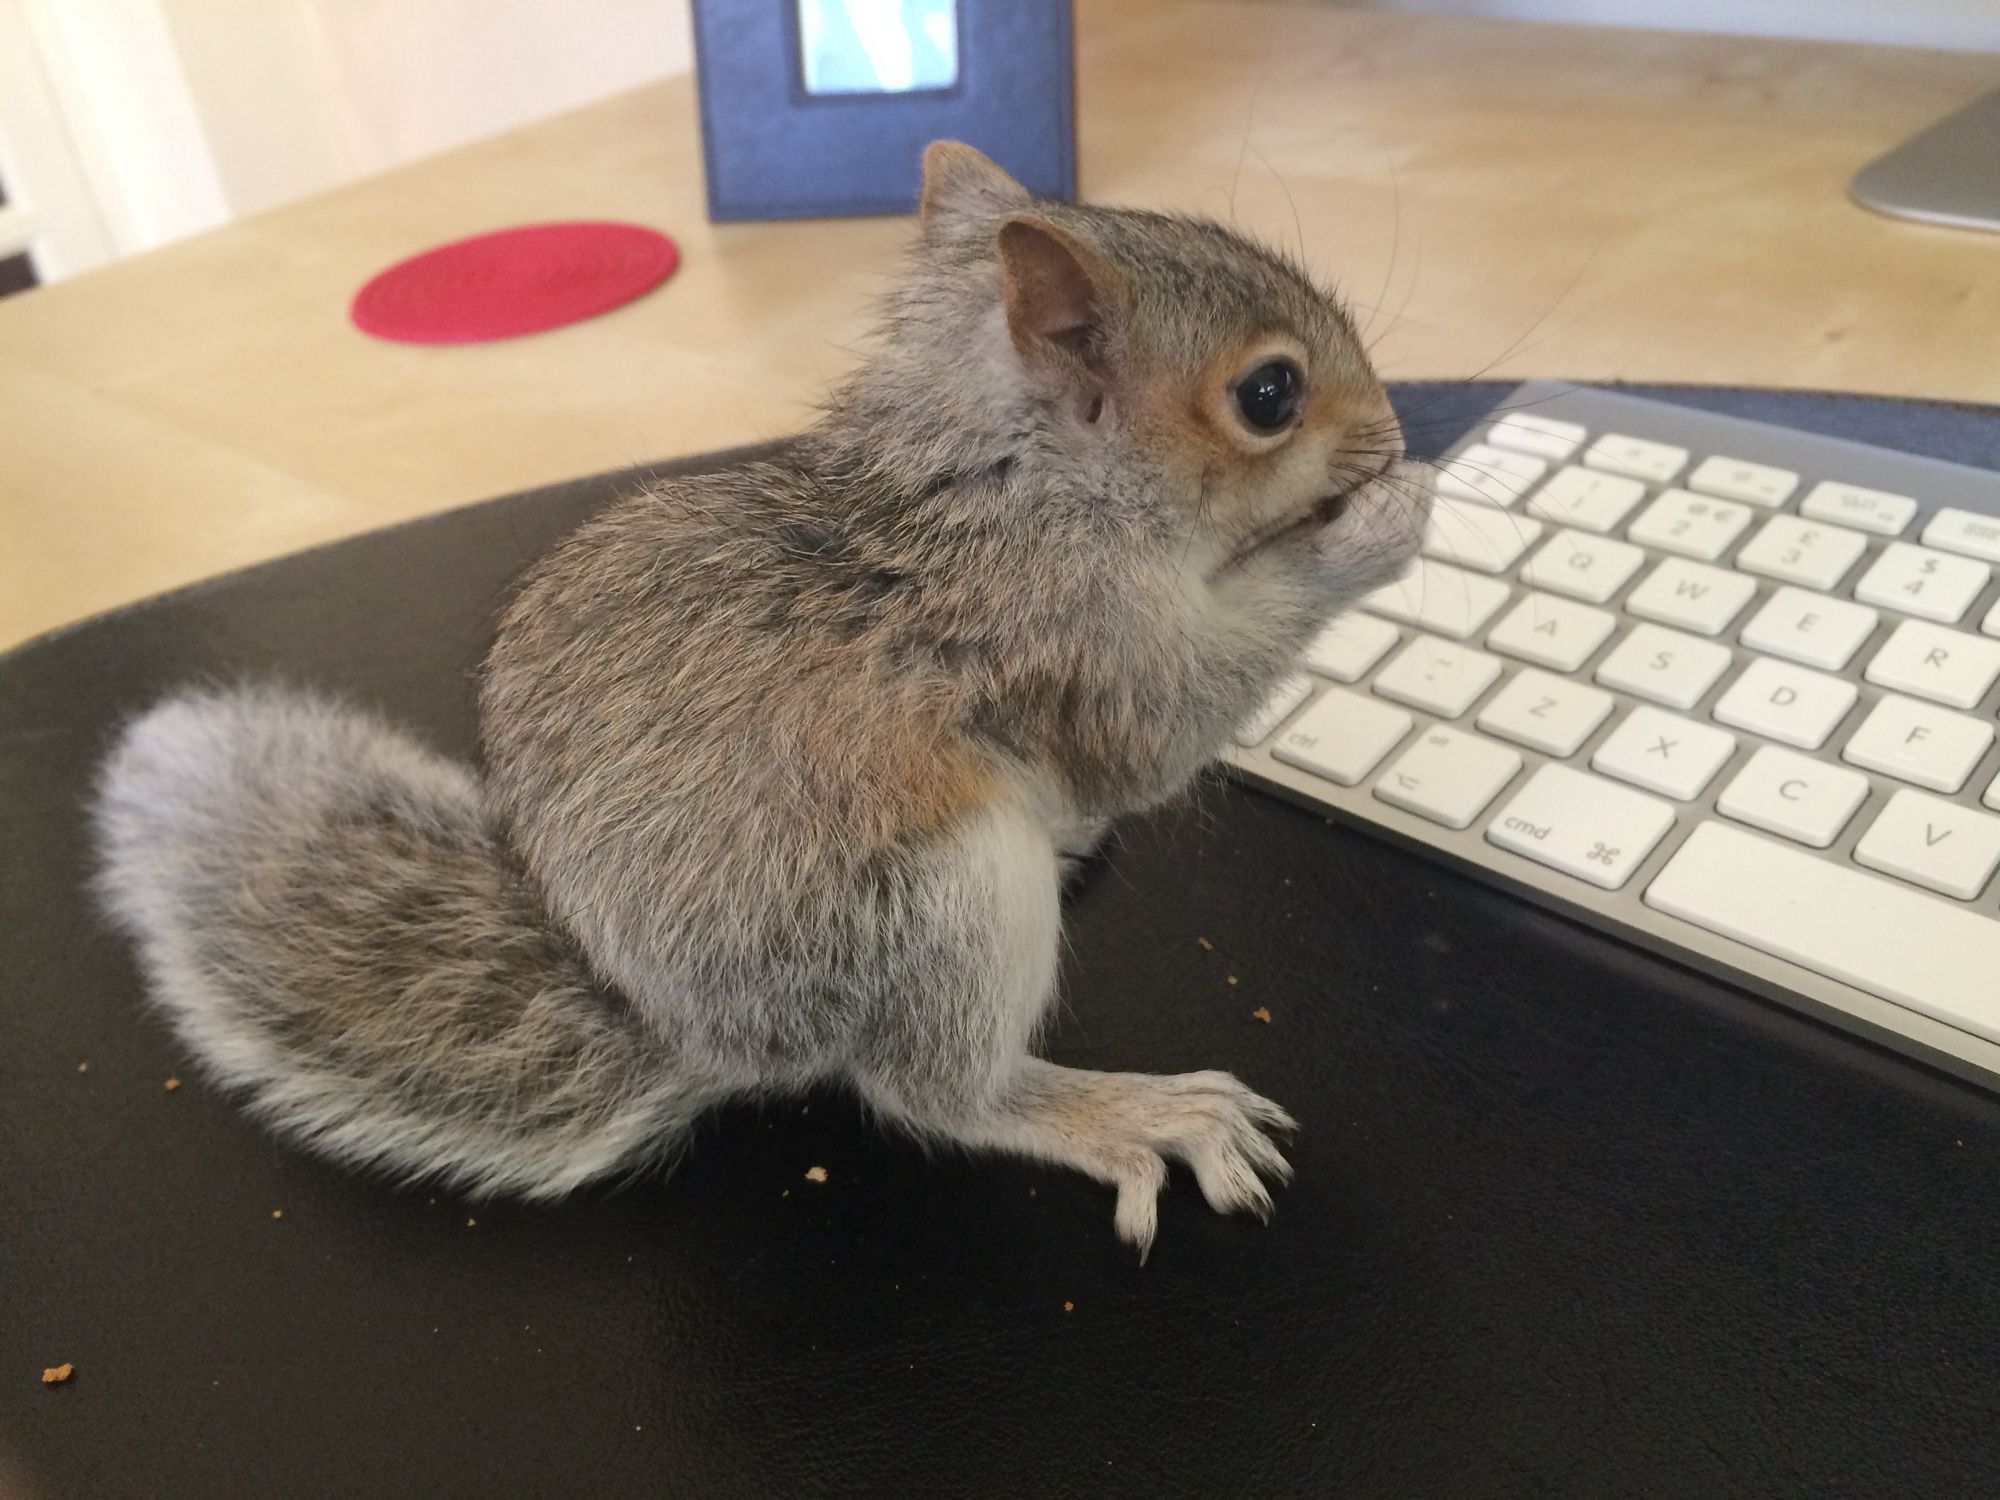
0, 0, 119, 278
163, 0, 695, 220
15, 0, 694, 270
1323, 0, 2000, 51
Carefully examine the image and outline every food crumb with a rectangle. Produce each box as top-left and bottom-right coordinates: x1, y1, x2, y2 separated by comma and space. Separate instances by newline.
1252, 1007, 1272, 1024
1028, 1187, 1036, 1198
781, 1189, 790, 1198
804, 1165, 828, 1184
1226, 975, 1239, 987
270, 1208, 283, 1219
1062, 1301, 1074, 1313
42, 1363, 73, 1385
466, 1217, 477, 1227
1197, 937, 1213, 951
164, 1077, 180, 1091
76, 1062, 88, 1074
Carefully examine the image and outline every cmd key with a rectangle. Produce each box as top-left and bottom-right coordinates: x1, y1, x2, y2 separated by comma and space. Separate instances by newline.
1486, 763, 1677, 891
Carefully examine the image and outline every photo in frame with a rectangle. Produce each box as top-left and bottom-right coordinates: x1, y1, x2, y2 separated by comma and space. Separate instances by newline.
691, 0, 1076, 221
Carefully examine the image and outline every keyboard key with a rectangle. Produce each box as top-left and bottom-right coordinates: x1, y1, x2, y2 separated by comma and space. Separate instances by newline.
1372, 635, 1504, 717
1422, 502, 1543, 573
1527, 465, 1648, 533
1853, 542, 1990, 624
1854, 789, 2000, 901
1717, 745, 1869, 848
1625, 488, 1754, 561
1475, 668, 1615, 756
1584, 433, 1686, 485
1234, 674, 1314, 748
1435, 443, 1548, 507
1645, 822, 2000, 1046
1735, 514, 1868, 591
1799, 480, 1917, 536
1374, 725, 1522, 829
1739, 587, 1878, 671
1361, 559, 1511, 641
1687, 454, 1798, 508
1840, 693, 1993, 794
1712, 657, 1858, 749
1594, 624, 1733, 711
1271, 687, 1413, 785
1486, 763, 1676, 891
1519, 529, 1646, 604
1623, 558, 1757, 637
1988, 772, 2000, 813
1590, 706, 1736, 800
1487, 412, 1585, 462
1987, 598, 2000, 639
1304, 613, 1400, 683
1922, 507, 2000, 565
1862, 619, 2000, 710
1736, 592, 1872, 676
1485, 592, 1617, 672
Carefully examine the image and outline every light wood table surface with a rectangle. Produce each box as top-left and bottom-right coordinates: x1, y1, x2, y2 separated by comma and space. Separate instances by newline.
3, 0, 1995, 649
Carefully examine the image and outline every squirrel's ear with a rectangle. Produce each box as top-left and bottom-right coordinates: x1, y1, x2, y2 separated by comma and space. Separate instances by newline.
919, 141, 1030, 233
996, 215, 1116, 366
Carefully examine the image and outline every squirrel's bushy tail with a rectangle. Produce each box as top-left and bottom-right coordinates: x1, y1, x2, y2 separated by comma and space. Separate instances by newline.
93, 687, 700, 1198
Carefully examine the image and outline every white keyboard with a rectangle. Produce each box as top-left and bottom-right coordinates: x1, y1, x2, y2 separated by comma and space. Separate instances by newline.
1227, 383, 2000, 1091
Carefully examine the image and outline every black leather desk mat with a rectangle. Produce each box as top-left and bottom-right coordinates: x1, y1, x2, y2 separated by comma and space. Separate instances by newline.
6, 384, 1997, 1498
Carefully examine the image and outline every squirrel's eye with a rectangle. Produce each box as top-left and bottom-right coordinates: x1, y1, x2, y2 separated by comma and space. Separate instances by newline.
1233, 360, 1301, 433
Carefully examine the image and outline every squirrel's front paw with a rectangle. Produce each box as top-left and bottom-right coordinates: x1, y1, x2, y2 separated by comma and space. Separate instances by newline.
1111, 1070, 1295, 1254
994, 1064, 1294, 1261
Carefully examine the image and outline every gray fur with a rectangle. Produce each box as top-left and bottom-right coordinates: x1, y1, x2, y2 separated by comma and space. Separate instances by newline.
93, 146, 1429, 1253
94, 687, 713, 1197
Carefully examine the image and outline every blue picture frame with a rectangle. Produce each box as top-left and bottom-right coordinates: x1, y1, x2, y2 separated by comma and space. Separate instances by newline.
691, 0, 1076, 221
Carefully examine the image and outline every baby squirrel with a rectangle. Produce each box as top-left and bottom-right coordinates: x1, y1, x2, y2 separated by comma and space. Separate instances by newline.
94, 143, 1429, 1257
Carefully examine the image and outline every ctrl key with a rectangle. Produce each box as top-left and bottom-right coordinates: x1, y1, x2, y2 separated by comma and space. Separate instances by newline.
1272, 688, 1414, 786
1486, 764, 1677, 891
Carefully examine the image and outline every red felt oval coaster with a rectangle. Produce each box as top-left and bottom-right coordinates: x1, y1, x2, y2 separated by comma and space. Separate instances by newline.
350, 221, 679, 344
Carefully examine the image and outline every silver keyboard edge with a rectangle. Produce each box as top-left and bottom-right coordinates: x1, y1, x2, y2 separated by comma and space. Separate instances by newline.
1224, 379, 2000, 1093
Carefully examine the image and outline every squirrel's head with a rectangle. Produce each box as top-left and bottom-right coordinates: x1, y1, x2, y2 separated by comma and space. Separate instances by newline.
893, 141, 1430, 608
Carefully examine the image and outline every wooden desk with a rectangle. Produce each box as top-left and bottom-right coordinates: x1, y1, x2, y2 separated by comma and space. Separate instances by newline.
2, 0, 1994, 648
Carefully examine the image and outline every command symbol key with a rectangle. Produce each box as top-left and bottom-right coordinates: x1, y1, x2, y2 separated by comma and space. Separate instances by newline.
1486, 763, 1676, 890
